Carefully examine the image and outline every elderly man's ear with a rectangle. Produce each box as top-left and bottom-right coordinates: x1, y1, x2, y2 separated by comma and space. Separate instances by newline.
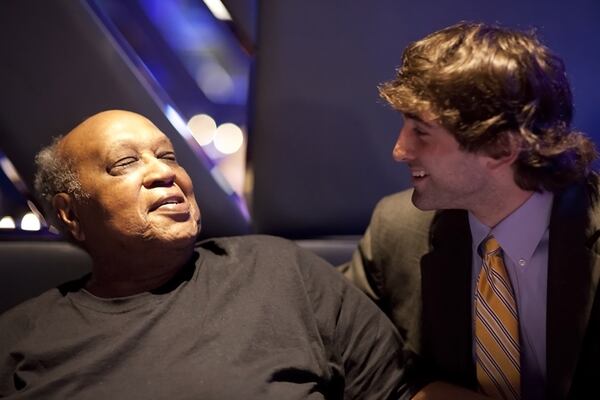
52, 193, 85, 242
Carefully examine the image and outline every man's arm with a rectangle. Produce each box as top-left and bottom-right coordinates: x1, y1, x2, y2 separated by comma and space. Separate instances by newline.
337, 222, 382, 301
338, 191, 433, 304
0, 302, 35, 396
334, 279, 410, 399
293, 241, 409, 399
337, 193, 473, 398
335, 264, 492, 400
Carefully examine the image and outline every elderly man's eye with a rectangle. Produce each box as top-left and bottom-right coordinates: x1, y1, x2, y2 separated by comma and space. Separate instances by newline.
111, 157, 138, 169
159, 152, 177, 162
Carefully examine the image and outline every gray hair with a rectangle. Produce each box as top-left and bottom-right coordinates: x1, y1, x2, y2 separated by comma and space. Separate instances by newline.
33, 136, 88, 233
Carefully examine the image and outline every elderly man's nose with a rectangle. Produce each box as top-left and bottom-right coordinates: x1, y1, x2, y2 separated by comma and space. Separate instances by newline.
393, 130, 413, 162
143, 159, 176, 188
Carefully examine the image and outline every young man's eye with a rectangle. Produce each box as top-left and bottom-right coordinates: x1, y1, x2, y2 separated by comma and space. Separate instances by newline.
414, 127, 428, 136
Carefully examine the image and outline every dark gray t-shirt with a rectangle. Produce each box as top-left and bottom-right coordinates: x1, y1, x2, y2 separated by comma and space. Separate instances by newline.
0, 235, 405, 399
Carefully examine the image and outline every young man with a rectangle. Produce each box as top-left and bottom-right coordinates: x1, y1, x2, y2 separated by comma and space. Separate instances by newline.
341, 22, 599, 399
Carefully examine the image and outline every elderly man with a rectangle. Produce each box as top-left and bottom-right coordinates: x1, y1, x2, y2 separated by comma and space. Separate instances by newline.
0, 110, 405, 399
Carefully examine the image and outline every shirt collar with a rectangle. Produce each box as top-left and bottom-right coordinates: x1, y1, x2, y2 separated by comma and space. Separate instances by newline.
468, 191, 554, 266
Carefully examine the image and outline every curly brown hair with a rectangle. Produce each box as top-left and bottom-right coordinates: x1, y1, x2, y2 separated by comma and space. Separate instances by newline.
380, 22, 597, 192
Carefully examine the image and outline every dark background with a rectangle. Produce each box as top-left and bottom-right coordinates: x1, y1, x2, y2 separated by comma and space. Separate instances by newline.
0, 0, 599, 239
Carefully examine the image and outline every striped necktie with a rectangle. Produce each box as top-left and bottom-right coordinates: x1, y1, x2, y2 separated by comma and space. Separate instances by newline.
475, 235, 521, 399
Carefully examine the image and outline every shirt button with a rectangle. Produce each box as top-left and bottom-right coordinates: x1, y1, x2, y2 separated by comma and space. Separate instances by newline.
518, 258, 526, 267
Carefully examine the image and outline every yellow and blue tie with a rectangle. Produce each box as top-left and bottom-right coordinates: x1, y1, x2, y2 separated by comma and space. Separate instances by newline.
475, 235, 521, 399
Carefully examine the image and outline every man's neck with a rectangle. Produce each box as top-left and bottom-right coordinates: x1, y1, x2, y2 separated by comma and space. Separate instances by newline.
85, 243, 195, 298
470, 186, 535, 228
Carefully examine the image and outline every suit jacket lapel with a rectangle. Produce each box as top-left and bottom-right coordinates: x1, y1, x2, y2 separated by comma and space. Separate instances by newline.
546, 179, 600, 398
420, 209, 477, 388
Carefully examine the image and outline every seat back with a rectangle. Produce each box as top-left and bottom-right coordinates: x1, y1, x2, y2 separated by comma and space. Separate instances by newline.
0, 241, 92, 314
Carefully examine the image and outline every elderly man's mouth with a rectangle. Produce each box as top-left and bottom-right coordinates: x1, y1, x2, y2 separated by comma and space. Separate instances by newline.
149, 195, 189, 214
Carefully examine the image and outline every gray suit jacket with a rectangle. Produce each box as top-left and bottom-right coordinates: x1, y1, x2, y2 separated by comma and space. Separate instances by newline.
341, 176, 600, 399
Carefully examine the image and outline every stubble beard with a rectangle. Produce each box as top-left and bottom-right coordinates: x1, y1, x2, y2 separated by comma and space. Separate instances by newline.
411, 180, 481, 212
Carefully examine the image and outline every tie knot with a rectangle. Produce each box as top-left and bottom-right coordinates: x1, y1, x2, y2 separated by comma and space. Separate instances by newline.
479, 235, 501, 257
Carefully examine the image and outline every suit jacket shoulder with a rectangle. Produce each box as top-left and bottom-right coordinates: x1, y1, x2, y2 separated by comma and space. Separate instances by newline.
546, 174, 600, 398
340, 190, 435, 350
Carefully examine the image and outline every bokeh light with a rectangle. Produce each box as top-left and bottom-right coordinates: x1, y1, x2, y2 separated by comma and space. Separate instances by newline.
213, 123, 244, 154
0, 216, 16, 229
20, 212, 41, 231
187, 114, 217, 145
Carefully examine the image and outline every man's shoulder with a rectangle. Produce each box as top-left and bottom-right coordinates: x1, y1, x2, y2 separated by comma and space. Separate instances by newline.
0, 289, 63, 337
376, 188, 414, 211
196, 234, 299, 258
553, 173, 600, 226
370, 189, 437, 234
581, 174, 600, 243
375, 189, 434, 217
194, 235, 343, 301
195, 234, 323, 274
587, 173, 600, 217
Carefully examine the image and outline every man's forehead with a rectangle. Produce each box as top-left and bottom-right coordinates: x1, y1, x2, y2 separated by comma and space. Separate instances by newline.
107, 133, 173, 153
402, 112, 437, 127
61, 111, 171, 157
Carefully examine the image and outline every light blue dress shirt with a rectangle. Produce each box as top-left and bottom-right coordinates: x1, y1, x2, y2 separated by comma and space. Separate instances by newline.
468, 191, 553, 400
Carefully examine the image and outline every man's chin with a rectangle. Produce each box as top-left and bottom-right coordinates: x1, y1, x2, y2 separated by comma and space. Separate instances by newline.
145, 221, 200, 245
411, 190, 425, 208
411, 191, 437, 211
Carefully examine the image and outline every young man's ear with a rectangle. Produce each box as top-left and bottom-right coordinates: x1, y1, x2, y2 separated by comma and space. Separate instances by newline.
485, 132, 521, 170
52, 193, 85, 242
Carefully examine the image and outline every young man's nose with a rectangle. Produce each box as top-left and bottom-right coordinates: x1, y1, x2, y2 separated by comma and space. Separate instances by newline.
392, 129, 414, 162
